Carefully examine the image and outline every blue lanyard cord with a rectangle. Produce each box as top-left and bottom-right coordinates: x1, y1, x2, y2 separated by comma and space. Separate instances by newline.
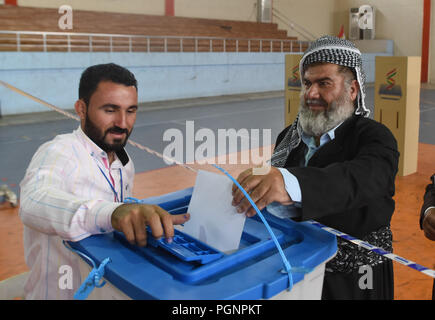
212, 164, 294, 291
97, 166, 123, 202
63, 240, 111, 299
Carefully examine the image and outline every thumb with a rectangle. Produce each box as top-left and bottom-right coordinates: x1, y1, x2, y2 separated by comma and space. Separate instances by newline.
171, 213, 190, 225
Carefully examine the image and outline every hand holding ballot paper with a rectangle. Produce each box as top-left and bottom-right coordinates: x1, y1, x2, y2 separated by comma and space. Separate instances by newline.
182, 167, 293, 253
231, 167, 294, 217
182, 170, 246, 253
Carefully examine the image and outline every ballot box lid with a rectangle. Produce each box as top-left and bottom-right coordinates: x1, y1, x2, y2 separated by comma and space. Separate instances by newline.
69, 187, 337, 300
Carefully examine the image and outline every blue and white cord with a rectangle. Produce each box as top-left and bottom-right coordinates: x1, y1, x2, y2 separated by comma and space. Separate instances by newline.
306, 221, 435, 279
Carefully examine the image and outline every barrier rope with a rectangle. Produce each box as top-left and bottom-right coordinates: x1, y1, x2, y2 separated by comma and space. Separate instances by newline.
0, 80, 197, 173
0, 80, 80, 121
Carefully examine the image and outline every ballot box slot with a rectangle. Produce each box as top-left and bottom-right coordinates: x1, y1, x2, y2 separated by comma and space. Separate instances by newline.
114, 216, 304, 285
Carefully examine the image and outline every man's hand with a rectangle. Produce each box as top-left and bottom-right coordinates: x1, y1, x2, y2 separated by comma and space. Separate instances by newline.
111, 203, 190, 246
231, 167, 293, 217
422, 208, 435, 241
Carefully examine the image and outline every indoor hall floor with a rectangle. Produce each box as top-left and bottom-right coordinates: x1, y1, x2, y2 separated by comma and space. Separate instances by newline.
0, 88, 434, 300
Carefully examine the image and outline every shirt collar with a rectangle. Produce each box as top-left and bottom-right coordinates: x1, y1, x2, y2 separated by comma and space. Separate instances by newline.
301, 121, 344, 149
74, 126, 129, 168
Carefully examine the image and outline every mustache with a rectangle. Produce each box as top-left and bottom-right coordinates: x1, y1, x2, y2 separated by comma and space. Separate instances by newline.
106, 126, 129, 135
305, 99, 328, 107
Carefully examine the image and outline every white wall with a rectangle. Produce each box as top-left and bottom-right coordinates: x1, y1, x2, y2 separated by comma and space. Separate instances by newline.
273, 0, 426, 63
273, 0, 337, 41
175, 0, 257, 21
17, 0, 165, 15
336, 0, 424, 57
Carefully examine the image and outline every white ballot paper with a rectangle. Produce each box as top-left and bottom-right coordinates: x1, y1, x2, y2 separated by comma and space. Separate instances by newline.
183, 170, 246, 253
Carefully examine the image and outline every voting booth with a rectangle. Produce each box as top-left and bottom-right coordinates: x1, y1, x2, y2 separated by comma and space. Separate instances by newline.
69, 187, 337, 300
284, 54, 303, 127
374, 56, 421, 176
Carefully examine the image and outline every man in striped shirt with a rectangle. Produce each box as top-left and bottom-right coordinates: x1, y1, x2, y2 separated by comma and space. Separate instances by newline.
19, 63, 190, 299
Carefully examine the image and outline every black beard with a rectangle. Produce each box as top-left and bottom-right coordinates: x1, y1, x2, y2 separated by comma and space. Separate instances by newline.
84, 113, 131, 153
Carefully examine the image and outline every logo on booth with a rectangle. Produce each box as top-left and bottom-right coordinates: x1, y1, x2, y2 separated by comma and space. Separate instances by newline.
287, 64, 301, 91
379, 67, 402, 101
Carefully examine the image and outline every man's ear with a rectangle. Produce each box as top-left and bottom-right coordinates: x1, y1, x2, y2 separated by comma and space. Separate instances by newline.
349, 79, 360, 102
74, 99, 86, 121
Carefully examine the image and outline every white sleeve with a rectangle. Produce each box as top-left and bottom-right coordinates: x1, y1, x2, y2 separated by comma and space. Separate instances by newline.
265, 168, 302, 219
19, 142, 120, 242
276, 167, 302, 202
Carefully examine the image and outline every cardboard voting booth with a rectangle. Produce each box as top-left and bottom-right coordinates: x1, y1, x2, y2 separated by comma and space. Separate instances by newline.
374, 56, 421, 176
69, 187, 337, 300
285, 54, 303, 127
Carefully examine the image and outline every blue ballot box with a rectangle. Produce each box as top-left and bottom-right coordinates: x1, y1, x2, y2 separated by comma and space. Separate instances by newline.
69, 187, 337, 300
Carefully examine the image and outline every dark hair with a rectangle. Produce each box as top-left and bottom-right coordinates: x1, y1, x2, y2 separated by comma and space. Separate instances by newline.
79, 63, 138, 106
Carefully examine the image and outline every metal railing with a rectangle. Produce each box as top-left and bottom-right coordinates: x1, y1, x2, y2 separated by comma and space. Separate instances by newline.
0, 30, 310, 53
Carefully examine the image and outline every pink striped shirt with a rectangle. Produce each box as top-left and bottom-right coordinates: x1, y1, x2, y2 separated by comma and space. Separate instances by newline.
19, 126, 135, 299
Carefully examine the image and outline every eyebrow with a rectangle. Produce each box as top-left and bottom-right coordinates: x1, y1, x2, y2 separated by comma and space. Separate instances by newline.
304, 77, 333, 83
99, 104, 138, 110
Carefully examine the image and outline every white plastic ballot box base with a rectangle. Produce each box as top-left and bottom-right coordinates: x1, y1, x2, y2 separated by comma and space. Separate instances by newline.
76, 252, 334, 300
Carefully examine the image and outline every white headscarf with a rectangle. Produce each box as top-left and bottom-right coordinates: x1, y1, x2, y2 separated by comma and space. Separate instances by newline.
271, 35, 370, 167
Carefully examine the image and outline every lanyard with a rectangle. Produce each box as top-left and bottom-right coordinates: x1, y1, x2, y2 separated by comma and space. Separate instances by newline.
91, 153, 123, 202
97, 166, 123, 202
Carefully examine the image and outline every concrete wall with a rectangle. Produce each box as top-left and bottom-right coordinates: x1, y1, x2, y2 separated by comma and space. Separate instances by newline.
0, 51, 287, 115
0, 50, 388, 116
